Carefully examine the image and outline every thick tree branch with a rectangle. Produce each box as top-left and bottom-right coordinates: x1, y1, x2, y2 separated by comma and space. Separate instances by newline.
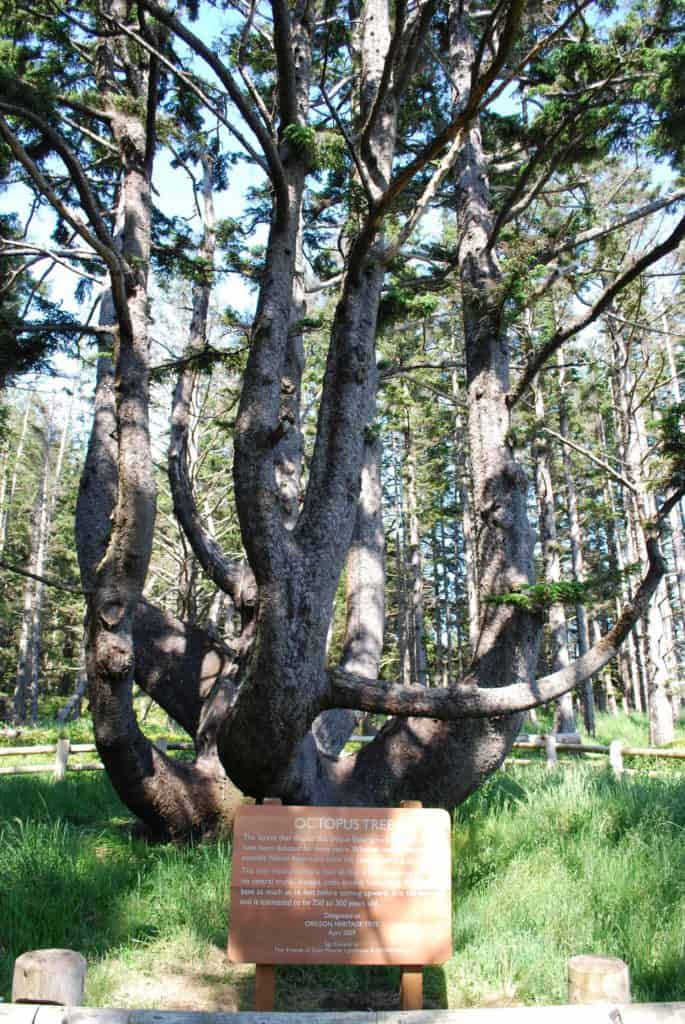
0, 105, 115, 254
271, 0, 299, 128
327, 536, 666, 720
0, 112, 131, 337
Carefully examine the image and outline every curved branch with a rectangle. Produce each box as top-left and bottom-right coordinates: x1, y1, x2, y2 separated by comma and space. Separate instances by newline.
132, 600, 239, 739
326, 536, 666, 720
0, 110, 131, 338
0, 103, 115, 252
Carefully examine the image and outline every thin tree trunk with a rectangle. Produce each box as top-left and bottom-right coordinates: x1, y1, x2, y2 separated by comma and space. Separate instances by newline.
0, 396, 32, 561
431, 525, 446, 686
532, 372, 576, 734
391, 431, 411, 685
598, 412, 645, 711
611, 327, 673, 744
13, 419, 50, 722
404, 416, 428, 686
439, 516, 455, 681
28, 398, 74, 721
557, 353, 595, 733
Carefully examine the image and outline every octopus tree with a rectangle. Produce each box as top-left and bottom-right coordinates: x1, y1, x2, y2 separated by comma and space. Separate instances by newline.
2, 0, 683, 836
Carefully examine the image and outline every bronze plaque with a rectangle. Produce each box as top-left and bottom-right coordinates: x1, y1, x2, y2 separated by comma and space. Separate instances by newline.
228, 805, 452, 965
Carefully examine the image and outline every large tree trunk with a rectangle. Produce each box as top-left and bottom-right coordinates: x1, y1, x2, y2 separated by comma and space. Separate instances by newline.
312, 432, 385, 755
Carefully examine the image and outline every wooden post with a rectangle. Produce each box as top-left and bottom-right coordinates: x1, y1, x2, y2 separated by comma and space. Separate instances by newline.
255, 798, 281, 1011
568, 954, 631, 1004
12, 949, 87, 1005
545, 734, 557, 769
400, 800, 424, 1011
400, 968, 423, 1011
254, 965, 276, 1012
609, 740, 624, 779
54, 739, 70, 781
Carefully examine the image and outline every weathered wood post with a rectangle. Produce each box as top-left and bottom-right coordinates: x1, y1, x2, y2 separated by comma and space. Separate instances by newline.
54, 739, 70, 781
399, 800, 424, 1011
545, 734, 557, 769
254, 797, 282, 1013
568, 954, 631, 1004
609, 740, 624, 779
12, 949, 87, 1005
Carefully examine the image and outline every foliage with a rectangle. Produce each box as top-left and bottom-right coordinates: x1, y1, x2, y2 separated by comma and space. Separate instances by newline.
488, 565, 641, 614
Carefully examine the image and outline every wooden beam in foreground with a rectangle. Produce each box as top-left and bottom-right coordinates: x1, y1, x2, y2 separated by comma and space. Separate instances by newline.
2, 1003, 685, 1023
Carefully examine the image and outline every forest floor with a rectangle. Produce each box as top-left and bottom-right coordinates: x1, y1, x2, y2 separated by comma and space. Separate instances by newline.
2, 710, 685, 1011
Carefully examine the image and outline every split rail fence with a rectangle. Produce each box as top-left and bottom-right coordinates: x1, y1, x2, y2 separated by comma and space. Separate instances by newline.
1, 734, 684, 780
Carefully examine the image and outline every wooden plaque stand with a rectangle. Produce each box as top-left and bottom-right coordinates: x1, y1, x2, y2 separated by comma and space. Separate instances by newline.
253, 799, 425, 1012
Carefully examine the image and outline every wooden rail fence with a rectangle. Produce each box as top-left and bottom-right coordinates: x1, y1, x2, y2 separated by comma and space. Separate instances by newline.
1, 734, 684, 780
0, 739, 193, 778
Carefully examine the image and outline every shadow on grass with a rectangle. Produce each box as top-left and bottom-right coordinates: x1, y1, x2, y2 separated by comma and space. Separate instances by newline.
275, 963, 448, 1011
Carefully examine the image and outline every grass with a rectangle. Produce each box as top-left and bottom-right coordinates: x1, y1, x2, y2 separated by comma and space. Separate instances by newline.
1, 712, 685, 1010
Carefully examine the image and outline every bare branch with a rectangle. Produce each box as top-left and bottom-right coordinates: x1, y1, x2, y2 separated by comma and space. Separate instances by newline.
538, 186, 685, 264
0, 558, 85, 595
510, 211, 685, 406
540, 425, 638, 493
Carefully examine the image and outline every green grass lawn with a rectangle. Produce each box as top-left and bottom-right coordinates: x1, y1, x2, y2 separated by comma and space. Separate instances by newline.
1, 712, 684, 1010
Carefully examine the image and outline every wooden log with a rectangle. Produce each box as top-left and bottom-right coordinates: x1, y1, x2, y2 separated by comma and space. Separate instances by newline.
12, 949, 87, 1005
568, 953, 631, 1004
0, 765, 57, 776
54, 739, 70, 781
622, 746, 685, 759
